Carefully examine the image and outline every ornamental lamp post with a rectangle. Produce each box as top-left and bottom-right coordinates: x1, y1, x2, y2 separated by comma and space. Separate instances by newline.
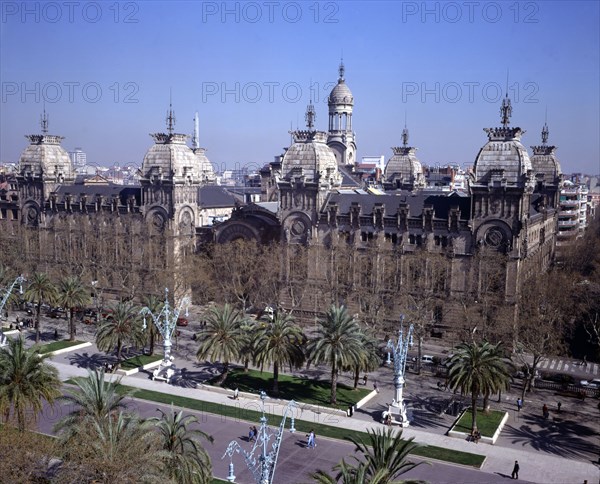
222, 391, 297, 484
139, 287, 190, 382
386, 315, 414, 427
1, 275, 25, 320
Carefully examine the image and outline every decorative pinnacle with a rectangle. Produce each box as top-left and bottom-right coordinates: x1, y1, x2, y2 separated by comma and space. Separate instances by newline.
40, 105, 49, 134
541, 122, 549, 145
338, 59, 345, 81
305, 99, 316, 130
402, 127, 409, 147
166, 91, 176, 134
500, 94, 512, 127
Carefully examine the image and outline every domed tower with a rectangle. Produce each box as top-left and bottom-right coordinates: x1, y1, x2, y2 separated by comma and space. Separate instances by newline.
16, 109, 75, 226
327, 60, 356, 167
139, 103, 201, 238
383, 124, 425, 191
470, 95, 534, 257
530, 121, 562, 208
279, 101, 341, 244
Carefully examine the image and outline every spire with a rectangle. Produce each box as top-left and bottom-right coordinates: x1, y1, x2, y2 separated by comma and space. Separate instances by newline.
541, 122, 549, 145
305, 98, 316, 130
192, 111, 200, 149
402, 112, 409, 147
338, 58, 345, 82
166, 90, 176, 134
40, 103, 48, 134
500, 93, 512, 127
541, 108, 549, 145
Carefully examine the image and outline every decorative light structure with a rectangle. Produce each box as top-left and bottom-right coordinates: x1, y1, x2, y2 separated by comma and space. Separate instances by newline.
0, 275, 25, 319
386, 315, 414, 427
222, 391, 297, 484
139, 287, 190, 382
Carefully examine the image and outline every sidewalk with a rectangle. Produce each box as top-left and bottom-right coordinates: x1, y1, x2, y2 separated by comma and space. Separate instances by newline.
10, 312, 600, 484
50, 356, 600, 484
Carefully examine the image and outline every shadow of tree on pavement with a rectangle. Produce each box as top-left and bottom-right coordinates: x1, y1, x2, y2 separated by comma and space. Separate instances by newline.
503, 412, 599, 461
68, 351, 114, 370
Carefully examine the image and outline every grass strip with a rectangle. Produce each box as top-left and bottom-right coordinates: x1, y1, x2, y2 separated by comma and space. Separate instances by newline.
120, 354, 163, 370
453, 409, 505, 437
63, 379, 484, 468
37, 340, 85, 354
212, 368, 371, 409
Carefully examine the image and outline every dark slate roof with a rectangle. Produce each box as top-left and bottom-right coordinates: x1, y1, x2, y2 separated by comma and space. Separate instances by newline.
323, 190, 471, 219
198, 185, 239, 208
55, 183, 139, 198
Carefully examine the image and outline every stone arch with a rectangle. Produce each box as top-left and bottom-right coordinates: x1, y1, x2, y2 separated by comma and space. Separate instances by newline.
282, 211, 312, 244
474, 220, 513, 252
215, 221, 260, 244
21, 201, 40, 227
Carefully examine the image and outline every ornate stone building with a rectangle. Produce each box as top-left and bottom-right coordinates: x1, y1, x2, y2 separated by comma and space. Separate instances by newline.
214, 73, 561, 332
0, 106, 230, 295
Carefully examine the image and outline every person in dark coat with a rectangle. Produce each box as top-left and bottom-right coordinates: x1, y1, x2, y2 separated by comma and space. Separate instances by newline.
511, 460, 520, 479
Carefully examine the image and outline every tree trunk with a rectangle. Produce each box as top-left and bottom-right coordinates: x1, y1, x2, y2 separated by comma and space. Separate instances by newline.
149, 325, 155, 355
116, 338, 122, 370
330, 362, 338, 405
69, 308, 75, 341
353, 366, 360, 389
273, 361, 279, 396
417, 336, 423, 375
471, 393, 478, 433
216, 361, 229, 386
34, 304, 41, 344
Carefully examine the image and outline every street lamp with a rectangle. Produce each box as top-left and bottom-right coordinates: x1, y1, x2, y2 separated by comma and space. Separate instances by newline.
1, 275, 25, 320
139, 287, 190, 383
385, 315, 414, 427
222, 391, 297, 484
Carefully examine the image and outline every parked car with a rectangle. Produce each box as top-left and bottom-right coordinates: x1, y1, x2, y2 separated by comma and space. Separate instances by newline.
421, 355, 435, 364
580, 378, 600, 389
176, 317, 189, 327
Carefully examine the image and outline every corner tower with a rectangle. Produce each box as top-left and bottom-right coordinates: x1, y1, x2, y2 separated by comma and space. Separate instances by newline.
327, 60, 356, 167
530, 121, 562, 208
16, 109, 74, 226
279, 101, 342, 244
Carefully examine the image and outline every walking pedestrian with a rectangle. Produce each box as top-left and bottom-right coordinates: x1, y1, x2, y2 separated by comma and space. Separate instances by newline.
362, 374, 368, 386
516, 398, 522, 412
511, 460, 519, 479
373, 381, 379, 393
306, 430, 316, 448
248, 426, 255, 442
542, 403, 549, 419
557, 401, 561, 413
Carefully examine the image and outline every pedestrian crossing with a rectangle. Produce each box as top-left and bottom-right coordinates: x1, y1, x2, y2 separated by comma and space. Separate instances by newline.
538, 358, 599, 376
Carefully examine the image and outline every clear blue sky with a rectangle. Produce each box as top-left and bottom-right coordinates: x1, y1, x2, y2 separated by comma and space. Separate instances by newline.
1, 0, 599, 175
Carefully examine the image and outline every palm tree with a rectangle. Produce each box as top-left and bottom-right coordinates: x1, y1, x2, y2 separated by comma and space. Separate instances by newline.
141, 293, 163, 355
348, 329, 381, 390
312, 427, 424, 484
447, 340, 512, 433
196, 303, 245, 386
307, 305, 363, 405
24, 272, 58, 344
57, 275, 91, 341
54, 368, 130, 439
149, 406, 214, 483
57, 411, 165, 483
96, 301, 145, 370
253, 310, 305, 395
0, 336, 61, 431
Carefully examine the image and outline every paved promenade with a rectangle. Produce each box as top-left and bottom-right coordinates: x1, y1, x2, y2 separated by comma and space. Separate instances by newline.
7, 312, 600, 483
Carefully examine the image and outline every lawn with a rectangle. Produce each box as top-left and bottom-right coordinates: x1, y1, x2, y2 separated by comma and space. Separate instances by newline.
453, 408, 506, 437
120, 354, 163, 370
62, 379, 484, 468
37, 340, 85, 354
210, 368, 370, 409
